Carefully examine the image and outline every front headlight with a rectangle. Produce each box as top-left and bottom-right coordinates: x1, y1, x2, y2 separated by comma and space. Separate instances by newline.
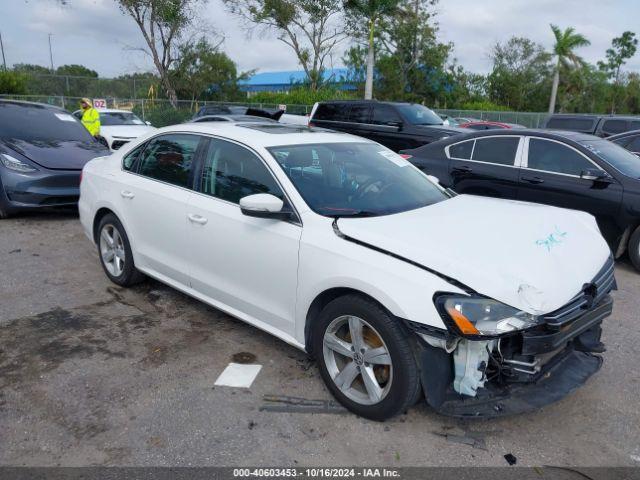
436, 294, 539, 337
1, 153, 38, 172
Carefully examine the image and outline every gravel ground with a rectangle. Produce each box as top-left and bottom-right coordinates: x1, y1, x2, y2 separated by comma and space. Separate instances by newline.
0, 211, 639, 467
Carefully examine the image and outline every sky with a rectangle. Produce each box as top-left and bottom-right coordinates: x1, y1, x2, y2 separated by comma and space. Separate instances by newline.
1, 0, 639, 78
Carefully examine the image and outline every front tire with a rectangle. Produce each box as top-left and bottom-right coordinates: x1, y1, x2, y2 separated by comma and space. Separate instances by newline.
97, 213, 145, 287
313, 295, 421, 421
628, 225, 640, 271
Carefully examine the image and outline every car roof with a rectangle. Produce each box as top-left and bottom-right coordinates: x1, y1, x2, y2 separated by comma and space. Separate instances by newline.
608, 129, 640, 140
0, 98, 66, 112
155, 122, 370, 148
440, 128, 602, 143
316, 99, 420, 106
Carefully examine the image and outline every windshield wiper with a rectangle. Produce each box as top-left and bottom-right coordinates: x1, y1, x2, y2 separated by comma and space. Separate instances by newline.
331, 210, 379, 218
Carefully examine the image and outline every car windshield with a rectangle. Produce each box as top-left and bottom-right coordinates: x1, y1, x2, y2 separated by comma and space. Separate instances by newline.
0, 102, 93, 142
580, 140, 640, 178
395, 104, 443, 126
268, 142, 448, 217
100, 112, 145, 126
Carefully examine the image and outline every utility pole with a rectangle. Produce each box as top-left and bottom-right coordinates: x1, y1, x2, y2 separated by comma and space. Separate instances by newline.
48, 33, 54, 73
0, 32, 7, 71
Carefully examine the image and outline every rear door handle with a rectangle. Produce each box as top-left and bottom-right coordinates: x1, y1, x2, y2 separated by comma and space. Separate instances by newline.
120, 190, 135, 199
187, 213, 208, 225
521, 176, 544, 184
452, 165, 472, 173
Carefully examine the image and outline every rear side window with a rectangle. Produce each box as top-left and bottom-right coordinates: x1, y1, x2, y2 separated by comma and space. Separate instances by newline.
123, 144, 145, 171
546, 117, 595, 132
200, 139, 283, 204
626, 136, 640, 153
313, 103, 349, 121
449, 140, 474, 159
138, 134, 200, 188
527, 138, 593, 176
371, 105, 402, 125
348, 104, 371, 123
601, 119, 628, 135
471, 137, 520, 165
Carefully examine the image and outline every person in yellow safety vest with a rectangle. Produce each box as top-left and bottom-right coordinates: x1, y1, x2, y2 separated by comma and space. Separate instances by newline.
79, 98, 101, 137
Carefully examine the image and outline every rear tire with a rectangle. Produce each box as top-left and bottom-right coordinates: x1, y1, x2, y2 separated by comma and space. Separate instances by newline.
313, 294, 421, 421
97, 213, 145, 287
628, 225, 640, 272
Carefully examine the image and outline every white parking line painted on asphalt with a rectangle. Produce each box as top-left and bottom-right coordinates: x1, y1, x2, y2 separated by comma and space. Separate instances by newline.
214, 363, 262, 388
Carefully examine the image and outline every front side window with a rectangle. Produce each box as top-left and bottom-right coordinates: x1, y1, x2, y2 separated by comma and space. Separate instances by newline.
449, 140, 473, 159
527, 138, 593, 176
580, 139, 640, 178
471, 137, 520, 166
138, 134, 200, 188
268, 143, 448, 217
200, 139, 283, 204
371, 105, 402, 125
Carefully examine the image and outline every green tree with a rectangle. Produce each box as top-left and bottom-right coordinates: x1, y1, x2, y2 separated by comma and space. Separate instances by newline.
487, 37, 552, 111
55, 64, 99, 77
224, 0, 344, 90
598, 31, 638, 113
170, 37, 246, 103
548, 24, 591, 114
116, 0, 209, 106
0, 71, 28, 95
343, 0, 400, 99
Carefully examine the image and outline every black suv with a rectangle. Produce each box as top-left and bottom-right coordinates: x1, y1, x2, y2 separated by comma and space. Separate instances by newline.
543, 114, 640, 137
401, 129, 640, 271
309, 100, 466, 151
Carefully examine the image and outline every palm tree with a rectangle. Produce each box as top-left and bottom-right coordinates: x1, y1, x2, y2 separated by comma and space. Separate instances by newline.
548, 24, 591, 113
344, 0, 400, 99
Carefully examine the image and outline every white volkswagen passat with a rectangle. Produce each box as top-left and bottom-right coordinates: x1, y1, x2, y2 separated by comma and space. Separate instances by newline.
79, 123, 615, 420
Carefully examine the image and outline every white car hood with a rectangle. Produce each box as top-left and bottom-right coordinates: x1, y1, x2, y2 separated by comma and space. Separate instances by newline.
337, 195, 611, 315
101, 125, 155, 138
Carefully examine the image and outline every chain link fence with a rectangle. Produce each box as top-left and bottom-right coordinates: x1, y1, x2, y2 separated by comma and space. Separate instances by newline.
1, 93, 551, 128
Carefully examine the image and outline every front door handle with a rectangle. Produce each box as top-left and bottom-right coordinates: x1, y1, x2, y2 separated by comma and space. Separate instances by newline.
452, 165, 472, 173
187, 213, 208, 225
521, 176, 544, 184
120, 190, 135, 199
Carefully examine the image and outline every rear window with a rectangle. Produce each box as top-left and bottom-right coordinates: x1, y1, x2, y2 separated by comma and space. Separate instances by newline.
313, 103, 349, 121
546, 117, 596, 132
0, 102, 93, 142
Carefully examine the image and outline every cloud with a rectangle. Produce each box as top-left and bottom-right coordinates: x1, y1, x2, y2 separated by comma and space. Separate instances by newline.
1, 0, 638, 78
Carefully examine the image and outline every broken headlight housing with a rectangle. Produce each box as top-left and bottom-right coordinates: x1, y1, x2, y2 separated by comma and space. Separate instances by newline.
435, 294, 540, 337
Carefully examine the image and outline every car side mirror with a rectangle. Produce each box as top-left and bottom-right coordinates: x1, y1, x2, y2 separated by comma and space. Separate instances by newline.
426, 175, 440, 185
145, 121, 152, 126
240, 193, 292, 220
580, 169, 612, 182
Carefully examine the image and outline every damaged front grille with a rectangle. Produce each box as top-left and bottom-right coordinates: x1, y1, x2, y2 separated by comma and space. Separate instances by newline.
542, 255, 615, 328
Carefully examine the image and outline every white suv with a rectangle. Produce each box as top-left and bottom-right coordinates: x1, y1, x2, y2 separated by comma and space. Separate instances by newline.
79, 122, 614, 420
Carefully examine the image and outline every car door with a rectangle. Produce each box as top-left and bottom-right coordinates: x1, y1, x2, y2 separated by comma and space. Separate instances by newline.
187, 137, 302, 336
518, 136, 623, 237
118, 133, 204, 286
447, 135, 523, 199
367, 104, 407, 152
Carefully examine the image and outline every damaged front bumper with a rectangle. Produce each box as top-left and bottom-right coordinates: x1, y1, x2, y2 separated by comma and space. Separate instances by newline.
412, 294, 612, 418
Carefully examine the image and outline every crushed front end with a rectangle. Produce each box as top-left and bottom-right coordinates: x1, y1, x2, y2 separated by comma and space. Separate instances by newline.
410, 256, 615, 417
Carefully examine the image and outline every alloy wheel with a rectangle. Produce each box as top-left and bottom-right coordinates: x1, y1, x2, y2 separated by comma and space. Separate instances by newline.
99, 224, 126, 277
322, 315, 393, 405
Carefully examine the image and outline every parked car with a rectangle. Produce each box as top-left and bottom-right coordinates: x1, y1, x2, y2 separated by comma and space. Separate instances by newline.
192, 105, 284, 122
454, 117, 482, 124
308, 100, 466, 151
401, 129, 640, 270
80, 122, 613, 420
73, 109, 156, 151
543, 114, 640, 137
459, 121, 526, 130
0, 100, 109, 219
190, 114, 277, 124
608, 129, 640, 156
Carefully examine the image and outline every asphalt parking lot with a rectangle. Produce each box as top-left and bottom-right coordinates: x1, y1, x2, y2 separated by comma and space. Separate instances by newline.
1, 211, 639, 467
